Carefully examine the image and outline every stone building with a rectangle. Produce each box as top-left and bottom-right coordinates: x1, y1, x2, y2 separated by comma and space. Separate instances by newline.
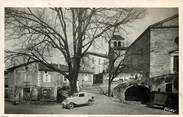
124, 14, 178, 92
112, 15, 178, 109
5, 62, 93, 103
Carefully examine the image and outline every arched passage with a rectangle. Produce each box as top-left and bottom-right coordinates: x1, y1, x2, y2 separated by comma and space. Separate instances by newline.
124, 85, 150, 103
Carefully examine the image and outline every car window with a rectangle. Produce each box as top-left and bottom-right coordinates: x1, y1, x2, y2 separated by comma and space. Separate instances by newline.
79, 93, 85, 97
73, 93, 78, 97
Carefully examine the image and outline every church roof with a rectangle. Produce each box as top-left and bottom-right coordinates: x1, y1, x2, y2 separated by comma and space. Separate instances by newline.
149, 14, 178, 28
127, 14, 178, 51
112, 35, 125, 40
5, 61, 93, 74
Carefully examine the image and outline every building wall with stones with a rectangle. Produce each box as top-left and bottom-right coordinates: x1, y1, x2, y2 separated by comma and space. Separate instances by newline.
37, 70, 66, 101
149, 15, 178, 92
150, 22, 178, 78
82, 54, 108, 74
122, 15, 178, 92
124, 29, 150, 81
5, 62, 94, 102
5, 63, 38, 102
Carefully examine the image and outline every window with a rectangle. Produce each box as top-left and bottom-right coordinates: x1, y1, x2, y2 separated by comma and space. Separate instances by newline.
158, 88, 161, 92
118, 41, 121, 47
92, 57, 94, 63
113, 41, 117, 47
42, 88, 51, 97
5, 78, 8, 88
63, 77, 67, 82
170, 51, 178, 74
88, 75, 91, 81
173, 56, 178, 73
43, 72, 51, 82
79, 93, 85, 97
166, 83, 172, 92
23, 88, 30, 93
174, 37, 178, 45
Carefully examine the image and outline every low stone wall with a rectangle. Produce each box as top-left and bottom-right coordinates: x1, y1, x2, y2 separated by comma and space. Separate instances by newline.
7, 86, 57, 103
150, 73, 178, 93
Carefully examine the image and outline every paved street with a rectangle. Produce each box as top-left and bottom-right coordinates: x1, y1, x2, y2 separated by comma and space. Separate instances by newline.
5, 93, 173, 114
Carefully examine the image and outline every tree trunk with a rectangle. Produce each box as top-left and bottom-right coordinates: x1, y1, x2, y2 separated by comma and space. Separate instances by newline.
69, 70, 79, 95
69, 56, 81, 95
70, 79, 78, 95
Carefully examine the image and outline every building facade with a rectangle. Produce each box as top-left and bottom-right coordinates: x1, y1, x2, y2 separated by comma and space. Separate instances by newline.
124, 14, 178, 92
5, 62, 93, 102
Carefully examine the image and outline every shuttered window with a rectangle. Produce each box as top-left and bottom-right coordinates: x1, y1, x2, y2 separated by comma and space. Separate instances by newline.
173, 56, 178, 73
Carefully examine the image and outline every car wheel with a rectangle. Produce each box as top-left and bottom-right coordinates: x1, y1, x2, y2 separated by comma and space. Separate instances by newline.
88, 99, 93, 105
68, 103, 74, 109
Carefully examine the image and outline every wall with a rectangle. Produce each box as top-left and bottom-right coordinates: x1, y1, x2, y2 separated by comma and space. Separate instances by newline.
78, 73, 93, 88
38, 71, 66, 101
149, 15, 178, 92
124, 29, 150, 79
38, 71, 64, 87
6, 72, 14, 101
82, 55, 108, 74
150, 28, 178, 78
6, 63, 38, 102
6, 63, 68, 102
149, 28, 178, 92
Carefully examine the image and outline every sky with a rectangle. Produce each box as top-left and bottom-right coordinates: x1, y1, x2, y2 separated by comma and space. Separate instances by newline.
126, 8, 178, 45
5, 8, 178, 64
91, 8, 178, 54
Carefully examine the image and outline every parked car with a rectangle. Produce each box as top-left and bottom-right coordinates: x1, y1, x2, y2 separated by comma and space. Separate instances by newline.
62, 92, 94, 109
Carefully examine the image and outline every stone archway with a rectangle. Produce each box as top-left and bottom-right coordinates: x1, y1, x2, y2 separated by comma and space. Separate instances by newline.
124, 85, 150, 103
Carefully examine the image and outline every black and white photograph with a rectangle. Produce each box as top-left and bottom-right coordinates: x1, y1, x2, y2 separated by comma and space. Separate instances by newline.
4, 7, 179, 114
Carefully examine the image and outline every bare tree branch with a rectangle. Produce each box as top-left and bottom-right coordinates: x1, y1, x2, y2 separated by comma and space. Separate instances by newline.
5, 8, 146, 94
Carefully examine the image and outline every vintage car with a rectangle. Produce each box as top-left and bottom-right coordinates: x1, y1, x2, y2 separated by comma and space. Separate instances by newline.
62, 92, 94, 109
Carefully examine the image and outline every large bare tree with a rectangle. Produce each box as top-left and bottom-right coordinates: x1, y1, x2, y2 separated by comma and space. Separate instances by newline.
5, 8, 145, 94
